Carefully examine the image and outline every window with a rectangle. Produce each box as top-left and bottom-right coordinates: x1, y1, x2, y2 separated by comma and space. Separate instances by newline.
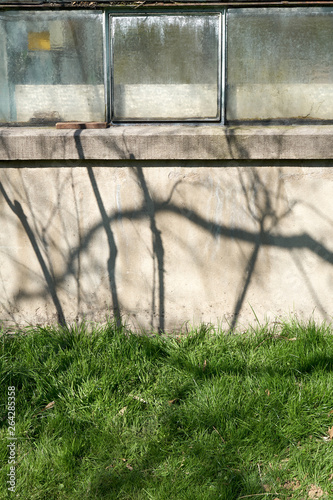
227, 7, 333, 122
0, 11, 105, 124
1, 6, 333, 125
111, 14, 222, 121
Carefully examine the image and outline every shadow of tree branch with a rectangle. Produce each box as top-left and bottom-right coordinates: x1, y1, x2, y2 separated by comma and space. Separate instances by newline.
1, 152, 332, 330
87, 166, 121, 327
74, 129, 121, 327
0, 181, 66, 326
133, 164, 165, 333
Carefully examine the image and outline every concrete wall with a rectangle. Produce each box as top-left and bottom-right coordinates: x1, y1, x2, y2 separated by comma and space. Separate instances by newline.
0, 126, 333, 331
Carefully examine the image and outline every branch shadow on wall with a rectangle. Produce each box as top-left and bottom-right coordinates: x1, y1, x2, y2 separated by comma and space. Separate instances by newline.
74, 130, 121, 327
1, 128, 333, 332
132, 162, 165, 333
224, 128, 331, 329
228, 166, 295, 331
0, 181, 66, 326
74, 131, 166, 332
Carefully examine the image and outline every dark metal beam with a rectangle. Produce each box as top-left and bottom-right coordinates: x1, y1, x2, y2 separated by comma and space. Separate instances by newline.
1, 0, 333, 7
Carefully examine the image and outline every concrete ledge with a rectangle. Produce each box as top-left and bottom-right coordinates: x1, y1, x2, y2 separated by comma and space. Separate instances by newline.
1, 125, 333, 161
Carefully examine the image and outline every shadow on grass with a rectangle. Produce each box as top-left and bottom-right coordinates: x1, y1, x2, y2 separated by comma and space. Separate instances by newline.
3, 322, 333, 499
88, 449, 258, 500
167, 350, 333, 381
79, 326, 332, 499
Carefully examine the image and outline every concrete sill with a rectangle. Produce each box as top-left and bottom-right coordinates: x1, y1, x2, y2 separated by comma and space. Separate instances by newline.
1, 124, 333, 161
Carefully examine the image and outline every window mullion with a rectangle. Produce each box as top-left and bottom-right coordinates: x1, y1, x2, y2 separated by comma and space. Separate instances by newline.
103, 11, 111, 124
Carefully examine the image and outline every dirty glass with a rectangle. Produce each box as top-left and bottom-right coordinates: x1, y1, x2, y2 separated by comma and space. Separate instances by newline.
0, 11, 104, 124
111, 15, 221, 121
227, 7, 333, 121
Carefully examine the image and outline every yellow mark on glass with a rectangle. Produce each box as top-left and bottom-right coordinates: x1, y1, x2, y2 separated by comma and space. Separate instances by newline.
28, 32, 51, 51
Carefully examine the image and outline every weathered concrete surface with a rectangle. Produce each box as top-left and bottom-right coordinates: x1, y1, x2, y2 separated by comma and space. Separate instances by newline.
0, 160, 332, 331
2, 125, 333, 161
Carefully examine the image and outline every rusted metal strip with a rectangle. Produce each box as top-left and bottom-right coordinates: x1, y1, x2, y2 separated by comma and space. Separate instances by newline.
2, 0, 333, 6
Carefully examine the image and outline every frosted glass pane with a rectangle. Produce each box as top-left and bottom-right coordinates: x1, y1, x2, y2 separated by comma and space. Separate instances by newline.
0, 11, 104, 124
227, 8, 333, 121
112, 15, 220, 121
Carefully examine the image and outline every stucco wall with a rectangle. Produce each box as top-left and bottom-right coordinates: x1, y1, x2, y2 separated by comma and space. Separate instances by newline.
0, 128, 333, 332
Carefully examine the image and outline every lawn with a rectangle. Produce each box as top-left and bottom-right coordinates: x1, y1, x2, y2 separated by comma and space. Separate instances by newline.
1, 319, 333, 499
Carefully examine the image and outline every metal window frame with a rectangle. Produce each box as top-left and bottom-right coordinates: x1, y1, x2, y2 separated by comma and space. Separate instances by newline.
0, 9, 106, 125
0, 7, 227, 126
225, 5, 333, 125
107, 10, 226, 125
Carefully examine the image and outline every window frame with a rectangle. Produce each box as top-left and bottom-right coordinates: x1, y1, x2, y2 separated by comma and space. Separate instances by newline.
1, 4, 333, 126
0, 6, 227, 126
0, 8, 106, 125
225, 5, 333, 124
108, 10, 225, 124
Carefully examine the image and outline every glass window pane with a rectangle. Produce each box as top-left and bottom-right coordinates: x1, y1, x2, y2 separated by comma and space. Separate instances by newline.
112, 15, 221, 121
0, 11, 105, 124
227, 7, 333, 121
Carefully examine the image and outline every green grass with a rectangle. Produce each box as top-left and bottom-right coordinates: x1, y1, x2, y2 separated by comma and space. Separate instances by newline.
1, 319, 333, 499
